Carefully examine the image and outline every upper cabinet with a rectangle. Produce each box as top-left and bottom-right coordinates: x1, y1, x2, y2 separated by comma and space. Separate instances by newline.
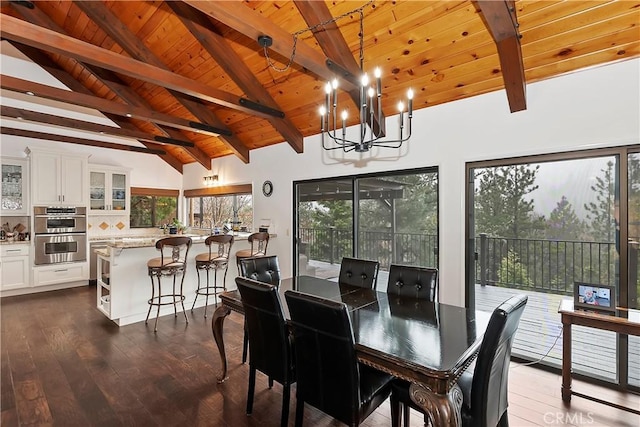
1, 157, 29, 216
26, 147, 88, 207
89, 166, 130, 215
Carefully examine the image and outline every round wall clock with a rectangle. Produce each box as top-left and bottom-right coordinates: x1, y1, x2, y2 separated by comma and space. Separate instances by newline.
262, 180, 274, 197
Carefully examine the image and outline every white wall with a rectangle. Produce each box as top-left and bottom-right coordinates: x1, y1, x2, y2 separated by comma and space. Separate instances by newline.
2, 35, 638, 306
183, 59, 640, 306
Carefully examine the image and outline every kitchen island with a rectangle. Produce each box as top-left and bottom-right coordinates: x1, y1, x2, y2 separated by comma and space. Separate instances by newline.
95, 233, 274, 326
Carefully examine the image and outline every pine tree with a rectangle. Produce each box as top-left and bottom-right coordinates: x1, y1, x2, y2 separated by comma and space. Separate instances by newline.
584, 160, 616, 242
474, 164, 544, 239
546, 195, 585, 240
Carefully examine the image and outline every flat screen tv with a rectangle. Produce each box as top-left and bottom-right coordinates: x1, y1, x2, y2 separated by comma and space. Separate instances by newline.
573, 282, 616, 313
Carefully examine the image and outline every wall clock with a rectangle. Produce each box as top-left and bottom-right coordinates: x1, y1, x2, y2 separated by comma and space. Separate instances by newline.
262, 180, 274, 197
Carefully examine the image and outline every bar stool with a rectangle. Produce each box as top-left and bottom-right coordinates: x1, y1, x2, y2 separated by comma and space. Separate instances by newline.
146, 236, 192, 332
235, 231, 269, 273
191, 234, 234, 317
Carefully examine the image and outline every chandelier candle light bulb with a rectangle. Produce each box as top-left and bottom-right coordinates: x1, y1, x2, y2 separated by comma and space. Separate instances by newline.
315, 3, 413, 153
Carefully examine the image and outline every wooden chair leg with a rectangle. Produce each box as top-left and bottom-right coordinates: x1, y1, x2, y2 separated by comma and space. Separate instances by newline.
246, 366, 256, 415
242, 323, 249, 363
403, 403, 410, 427
498, 412, 509, 427
294, 394, 304, 427
390, 394, 401, 427
281, 383, 290, 427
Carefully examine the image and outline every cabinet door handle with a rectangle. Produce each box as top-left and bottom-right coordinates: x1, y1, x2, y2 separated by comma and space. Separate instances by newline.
6, 249, 21, 253
62, 195, 65, 202
54, 269, 68, 273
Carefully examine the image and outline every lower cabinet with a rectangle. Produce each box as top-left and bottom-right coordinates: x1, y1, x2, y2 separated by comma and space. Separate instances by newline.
0, 245, 30, 291
33, 262, 88, 287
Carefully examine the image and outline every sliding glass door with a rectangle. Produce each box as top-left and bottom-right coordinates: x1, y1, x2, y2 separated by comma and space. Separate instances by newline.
466, 145, 639, 390
294, 168, 438, 289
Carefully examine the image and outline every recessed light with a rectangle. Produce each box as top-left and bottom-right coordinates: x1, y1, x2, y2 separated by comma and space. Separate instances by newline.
125, 113, 132, 118
26, 91, 35, 96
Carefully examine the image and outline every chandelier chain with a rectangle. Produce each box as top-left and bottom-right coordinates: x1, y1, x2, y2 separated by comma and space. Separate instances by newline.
263, 0, 374, 73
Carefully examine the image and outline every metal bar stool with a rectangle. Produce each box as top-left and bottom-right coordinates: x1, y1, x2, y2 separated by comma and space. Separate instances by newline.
146, 236, 192, 332
235, 231, 269, 273
192, 234, 234, 317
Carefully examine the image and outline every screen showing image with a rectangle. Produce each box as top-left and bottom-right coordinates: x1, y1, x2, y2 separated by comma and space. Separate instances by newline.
577, 285, 612, 308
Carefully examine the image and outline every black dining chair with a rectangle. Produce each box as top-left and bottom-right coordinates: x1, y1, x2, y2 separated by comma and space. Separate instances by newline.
239, 255, 281, 286
235, 276, 295, 427
386, 264, 438, 301
338, 257, 380, 289
390, 294, 528, 427
284, 290, 393, 427
239, 255, 281, 363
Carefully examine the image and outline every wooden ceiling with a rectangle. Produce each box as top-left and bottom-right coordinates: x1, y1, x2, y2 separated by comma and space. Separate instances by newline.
1, 1, 638, 172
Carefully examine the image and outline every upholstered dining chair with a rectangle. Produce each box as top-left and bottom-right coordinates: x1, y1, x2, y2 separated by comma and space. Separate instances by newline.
390, 294, 528, 427
239, 255, 281, 286
386, 264, 438, 301
284, 290, 393, 427
239, 255, 281, 364
338, 257, 380, 289
236, 276, 295, 427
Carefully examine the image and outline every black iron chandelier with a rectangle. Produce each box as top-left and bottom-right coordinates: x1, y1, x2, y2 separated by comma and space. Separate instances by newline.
319, 6, 414, 153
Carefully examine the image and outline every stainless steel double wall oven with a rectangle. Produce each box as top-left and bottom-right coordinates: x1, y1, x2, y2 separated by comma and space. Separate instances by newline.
34, 206, 87, 265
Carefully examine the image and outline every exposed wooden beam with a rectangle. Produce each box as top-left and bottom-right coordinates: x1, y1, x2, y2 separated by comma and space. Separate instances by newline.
475, 0, 526, 112
8, 1, 208, 168
74, 0, 250, 163
0, 14, 283, 119
1, 75, 229, 140
182, 0, 359, 91
294, 0, 385, 137
168, 1, 304, 153
1, 105, 195, 148
6, 41, 183, 172
1, 127, 167, 155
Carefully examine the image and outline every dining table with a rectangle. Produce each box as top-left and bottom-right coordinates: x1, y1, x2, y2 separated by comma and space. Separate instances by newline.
211, 275, 491, 427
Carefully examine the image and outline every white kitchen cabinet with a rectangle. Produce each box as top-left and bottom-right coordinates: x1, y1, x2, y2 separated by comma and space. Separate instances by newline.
1, 157, 29, 216
26, 148, 88, 207
0, 244, 30, 291
89, 166, 130, 214
33, 262, 88, 287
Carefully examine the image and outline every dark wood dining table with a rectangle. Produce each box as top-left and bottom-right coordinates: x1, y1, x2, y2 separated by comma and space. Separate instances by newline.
211, 275, 491, 427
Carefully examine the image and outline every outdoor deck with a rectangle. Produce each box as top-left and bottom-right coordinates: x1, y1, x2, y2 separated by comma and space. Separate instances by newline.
307, 260, 640, 388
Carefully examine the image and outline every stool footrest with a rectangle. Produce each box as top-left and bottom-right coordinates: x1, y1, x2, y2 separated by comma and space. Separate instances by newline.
148, 294, 186, 306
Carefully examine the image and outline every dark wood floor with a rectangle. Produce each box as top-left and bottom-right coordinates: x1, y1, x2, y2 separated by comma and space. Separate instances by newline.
1, 285, 638, 426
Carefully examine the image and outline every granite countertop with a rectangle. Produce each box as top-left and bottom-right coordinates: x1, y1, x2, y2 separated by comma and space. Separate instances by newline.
0, 240, 31, 246
94, 232, 272, 249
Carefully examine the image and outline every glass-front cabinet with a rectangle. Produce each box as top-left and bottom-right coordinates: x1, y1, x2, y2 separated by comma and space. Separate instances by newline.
89, 166, 130, 215
1, 157, 28, 216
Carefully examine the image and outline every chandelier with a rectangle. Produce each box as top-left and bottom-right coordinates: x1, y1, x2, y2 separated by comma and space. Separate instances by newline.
319, 7, 414, 153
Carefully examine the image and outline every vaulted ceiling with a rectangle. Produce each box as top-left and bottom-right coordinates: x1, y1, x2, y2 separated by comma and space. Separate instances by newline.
1, 1, 638, 172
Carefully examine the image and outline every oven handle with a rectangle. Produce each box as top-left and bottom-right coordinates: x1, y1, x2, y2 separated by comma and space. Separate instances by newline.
34, 232, 87, 237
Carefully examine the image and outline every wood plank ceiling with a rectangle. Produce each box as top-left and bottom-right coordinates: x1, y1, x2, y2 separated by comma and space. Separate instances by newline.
1, 1, 638, 172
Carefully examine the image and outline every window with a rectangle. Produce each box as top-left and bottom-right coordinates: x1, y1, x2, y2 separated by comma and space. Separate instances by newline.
184, 184, 253, 232
130, 187, 179, 228
294, 168, 438, 288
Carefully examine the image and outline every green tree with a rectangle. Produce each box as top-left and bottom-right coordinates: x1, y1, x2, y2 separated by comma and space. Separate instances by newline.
584, 160, 616, 242
546, 196, 585, 240
475, 164, 544, 239
497, 250, 533, 288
